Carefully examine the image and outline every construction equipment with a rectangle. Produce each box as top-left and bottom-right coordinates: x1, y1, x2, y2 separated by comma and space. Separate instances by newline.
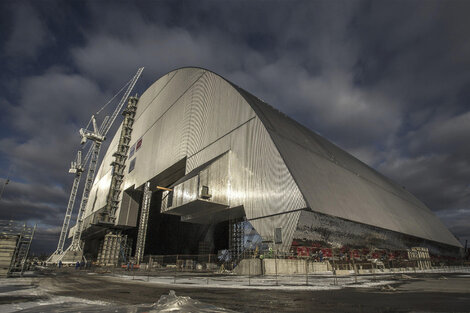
101, 96, 140, 224
135, 181, 151, 264
0, 221, 36, 277
49, 67, 144, 264
47, 151, 84, 263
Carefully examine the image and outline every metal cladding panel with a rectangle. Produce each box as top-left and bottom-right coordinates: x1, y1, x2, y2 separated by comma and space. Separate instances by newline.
117, 191, 139, 227
294, 210, 460, 256
234, 87, 461, 248
134, 71, 174, 120
82, 123, 122, 221
84, 169, 112, 218
198, 152, 230, 205
250, 210, 302, 252
235, 86, 426, 211
185, 71, 256, 158
228, 119, 307, 220
184, 117, 307, 251
134, 68, 203, 121
95, 124, 122, 182
123, 83, 193, 191
172, 175, 198, 208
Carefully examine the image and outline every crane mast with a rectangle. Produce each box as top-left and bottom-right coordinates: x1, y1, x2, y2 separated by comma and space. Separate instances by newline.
46, 151, 84, 263
58, 152, 84, 253
71, 120, 105, 250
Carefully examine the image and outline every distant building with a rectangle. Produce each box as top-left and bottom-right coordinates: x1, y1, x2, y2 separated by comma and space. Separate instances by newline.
71, 67, 462, 264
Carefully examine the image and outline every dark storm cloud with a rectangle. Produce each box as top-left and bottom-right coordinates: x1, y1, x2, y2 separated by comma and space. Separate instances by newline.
0, 0, 469, 252
4, 2, 49, 58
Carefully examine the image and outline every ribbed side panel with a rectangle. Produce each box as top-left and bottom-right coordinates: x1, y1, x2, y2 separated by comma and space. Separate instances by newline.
274, 134, 461, 247
135, 68, 203, 121
186, 72, 255, 158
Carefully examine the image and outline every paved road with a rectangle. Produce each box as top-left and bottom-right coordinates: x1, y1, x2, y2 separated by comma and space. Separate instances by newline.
33, 271, 470, 312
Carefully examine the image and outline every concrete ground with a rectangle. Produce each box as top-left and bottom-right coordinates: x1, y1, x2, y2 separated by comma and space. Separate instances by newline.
0, 270, 469, 312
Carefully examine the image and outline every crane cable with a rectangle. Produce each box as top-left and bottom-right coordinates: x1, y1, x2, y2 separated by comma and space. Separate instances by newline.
81, 78, 133, 132
78, 75, 136, 167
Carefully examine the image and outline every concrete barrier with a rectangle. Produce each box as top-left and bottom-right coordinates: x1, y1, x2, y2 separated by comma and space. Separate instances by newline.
335, 269, 351, 276
234, 259, 330, 275
263, 259, 330, 275
233, 259, 262, 276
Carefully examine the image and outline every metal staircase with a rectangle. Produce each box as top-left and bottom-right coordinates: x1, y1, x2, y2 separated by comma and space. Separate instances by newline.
8, 223, 36, 276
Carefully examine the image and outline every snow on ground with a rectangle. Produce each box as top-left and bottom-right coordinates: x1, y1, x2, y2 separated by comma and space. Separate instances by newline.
0, 277, 109, 313
111, 266, 470, 291
112, 272, 396, 291
0, 277, 235, 313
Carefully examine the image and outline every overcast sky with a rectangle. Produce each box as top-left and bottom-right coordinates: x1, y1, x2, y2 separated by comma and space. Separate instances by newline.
0, 0, 469, 254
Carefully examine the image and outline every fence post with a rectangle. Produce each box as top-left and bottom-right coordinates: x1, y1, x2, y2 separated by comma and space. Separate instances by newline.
351, 255, 357, 284
332, 249, 337, 286
248, 257, 251, 286
147, 261, 150, 282
275, 249, 278, 286
305, 257, 309, 286
372, 261, 376, 281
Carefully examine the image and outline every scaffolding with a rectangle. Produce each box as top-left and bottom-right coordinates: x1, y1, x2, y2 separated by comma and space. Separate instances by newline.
97, 231, 130, 266
0, 220, 36, 277
135, 181, 151, 264
102, 96, 140, 224
229, 218, 245, 262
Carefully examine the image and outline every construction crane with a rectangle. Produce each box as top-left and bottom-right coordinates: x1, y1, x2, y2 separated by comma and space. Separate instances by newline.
70, 115, 106, 251
67, 67, 144, 253
46, 151, 84, 263
49, 67, 144, 263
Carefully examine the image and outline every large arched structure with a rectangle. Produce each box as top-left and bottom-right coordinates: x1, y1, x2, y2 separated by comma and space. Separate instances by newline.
76, 67, 461, 262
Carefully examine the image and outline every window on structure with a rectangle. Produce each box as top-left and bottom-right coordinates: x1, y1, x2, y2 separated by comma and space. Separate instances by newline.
129, 158, 136, 173
167, 191, 174, 208
201, 185, 211, 199
129, 144, 136, 158
274, 227, 282, 244
136, 138, 143, 151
